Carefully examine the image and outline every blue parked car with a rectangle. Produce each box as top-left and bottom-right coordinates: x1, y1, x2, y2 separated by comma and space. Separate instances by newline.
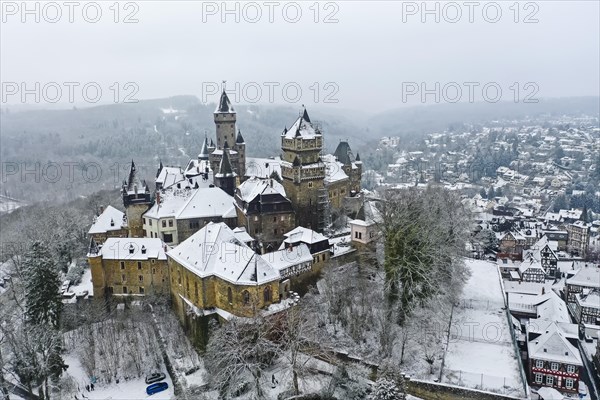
146, 382, 168, 396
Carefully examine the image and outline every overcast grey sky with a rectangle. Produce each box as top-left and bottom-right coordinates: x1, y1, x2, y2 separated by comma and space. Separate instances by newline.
1, 1, 599, 112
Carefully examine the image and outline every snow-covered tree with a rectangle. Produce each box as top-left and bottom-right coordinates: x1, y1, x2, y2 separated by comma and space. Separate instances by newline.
369, 378, 405, 400
205, 310, 277, 399
379, 187, 471, 325
23, 241, 62, 329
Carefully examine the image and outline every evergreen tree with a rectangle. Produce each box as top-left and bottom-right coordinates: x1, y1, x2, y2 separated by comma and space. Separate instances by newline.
24, 241, 62, 329
369, 378, 405, 400
479, 188, 487, 198
496, 187, 503, 197
553, 194, 569, 213
487, 187, 495, 199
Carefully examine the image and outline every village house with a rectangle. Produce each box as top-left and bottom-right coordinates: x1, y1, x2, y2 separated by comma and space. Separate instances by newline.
499, 231, 526, 260
526, 320, 583, 394
573, 289, 600, 336
567, 220, 591, 257
565, 265, 600, 303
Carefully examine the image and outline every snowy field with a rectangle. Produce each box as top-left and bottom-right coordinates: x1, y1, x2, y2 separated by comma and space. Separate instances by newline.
442, 259, 525, 397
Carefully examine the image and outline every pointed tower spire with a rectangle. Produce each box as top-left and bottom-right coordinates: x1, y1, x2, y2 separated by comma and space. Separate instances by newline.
88, 237, 99, 255
217, 148, 235, 176
216, 88, 235, 113
199, 134, 209, 160
355, 152, 361, 162
302, 106, 311, 123
236, 129, 245, 144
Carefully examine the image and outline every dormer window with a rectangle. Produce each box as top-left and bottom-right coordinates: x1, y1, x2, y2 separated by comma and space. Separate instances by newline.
129, 244, 135, 254
110, 219, 115, 227
141, 245, 147, 255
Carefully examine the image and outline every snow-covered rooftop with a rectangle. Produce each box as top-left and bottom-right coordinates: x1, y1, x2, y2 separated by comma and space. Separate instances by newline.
167, 222, 279, 285
527, 322, 582, 365
94, 237, 167, 260
262, 244, 312, 273
88, 206, 126, 235
283, 113, 319, 139
283, 226, 328, 245
567, 266, 600, 288
237, 176, 287, 203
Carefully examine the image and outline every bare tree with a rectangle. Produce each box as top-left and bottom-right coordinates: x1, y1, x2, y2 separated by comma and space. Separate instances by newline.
204, 301, 278, 399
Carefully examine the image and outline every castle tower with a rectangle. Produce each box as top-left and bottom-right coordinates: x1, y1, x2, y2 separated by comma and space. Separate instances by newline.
88, 238, 106, 298
209, 89, 242, 182
280, 108, 326, 231
214, 147, 237, 196
233, 128, 246, 180
122, 160, 152, 238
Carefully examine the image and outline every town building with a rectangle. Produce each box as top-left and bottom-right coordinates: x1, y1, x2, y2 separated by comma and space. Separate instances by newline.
526, 320, 583, 394
567, 220, 591, 257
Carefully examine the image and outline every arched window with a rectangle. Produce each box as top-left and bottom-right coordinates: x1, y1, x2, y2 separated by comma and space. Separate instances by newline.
242, 290, 250, 306
263, 286, 272, 303
227, 287, 233, 305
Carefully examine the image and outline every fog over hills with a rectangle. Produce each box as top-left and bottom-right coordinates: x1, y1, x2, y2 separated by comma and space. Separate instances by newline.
0, 96, 598, 204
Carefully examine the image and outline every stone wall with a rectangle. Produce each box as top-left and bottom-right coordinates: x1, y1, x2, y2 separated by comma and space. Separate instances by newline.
406, 378, 525, 400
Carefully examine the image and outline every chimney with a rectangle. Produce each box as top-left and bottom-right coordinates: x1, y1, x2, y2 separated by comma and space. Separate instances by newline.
99, 205, 104, 214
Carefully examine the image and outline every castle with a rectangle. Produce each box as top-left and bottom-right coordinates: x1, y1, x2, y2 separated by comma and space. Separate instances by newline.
88, 89, 362, 323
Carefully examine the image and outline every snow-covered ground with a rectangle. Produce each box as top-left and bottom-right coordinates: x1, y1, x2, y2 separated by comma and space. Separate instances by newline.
442, 259, 526, 397
62, 354, 174, 400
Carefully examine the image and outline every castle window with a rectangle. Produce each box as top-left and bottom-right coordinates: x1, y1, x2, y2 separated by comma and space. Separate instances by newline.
550, 362, 559, 371
139, 275, 143, 283
123, 286, 128, 294
535, 374, 542, 384
139, 286, 145, 294
567, 365, 576, 374
107, 286, 114, 294
122, 274, 126, 282
264, 286, 272, 303
120, 261, 125, 270
281, 215, 285, 221
162, 220, 166, 228
149, 219, 152, 226
137, 261, 142, 270
169, 220, 173, 227
152, 268, 156, 274
194, 281, 198, 298
273, 217, 277, 223
254, 215, 259, 222
143, 218, 146, 225
546, 375, 553, 386
242, 290, 250, 306
228, 287, 233, 305
308, 182, 313, 188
